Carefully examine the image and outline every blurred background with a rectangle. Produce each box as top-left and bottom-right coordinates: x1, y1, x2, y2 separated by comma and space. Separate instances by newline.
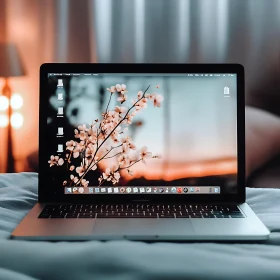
0, 0, 279, 178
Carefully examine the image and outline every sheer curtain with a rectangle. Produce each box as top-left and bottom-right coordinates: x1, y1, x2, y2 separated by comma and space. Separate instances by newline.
0, 0, 279, 172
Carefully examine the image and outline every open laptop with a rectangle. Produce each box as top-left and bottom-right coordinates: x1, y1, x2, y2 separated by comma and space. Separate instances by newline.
11, 63, 270, 241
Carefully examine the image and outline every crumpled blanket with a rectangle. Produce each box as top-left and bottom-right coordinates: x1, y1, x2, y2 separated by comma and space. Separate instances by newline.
0, 172, 280, 280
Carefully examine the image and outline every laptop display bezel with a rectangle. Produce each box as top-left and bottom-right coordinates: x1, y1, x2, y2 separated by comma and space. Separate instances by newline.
39, 63, 245, 204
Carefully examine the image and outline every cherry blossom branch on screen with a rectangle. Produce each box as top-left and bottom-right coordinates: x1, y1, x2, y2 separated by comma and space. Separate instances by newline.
48, 84, 164, 187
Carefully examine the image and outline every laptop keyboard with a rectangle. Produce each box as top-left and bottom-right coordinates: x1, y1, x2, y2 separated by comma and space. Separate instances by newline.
39, 204, 244, 219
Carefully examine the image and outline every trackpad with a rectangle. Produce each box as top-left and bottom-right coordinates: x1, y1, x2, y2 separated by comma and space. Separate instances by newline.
93, 219, 195, 239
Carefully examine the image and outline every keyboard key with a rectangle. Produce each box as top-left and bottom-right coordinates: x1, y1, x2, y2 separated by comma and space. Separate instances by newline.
50, 214, 65, 218
159, 214, 175, 218
65, 214, 78, 218
38, 213, 50, 218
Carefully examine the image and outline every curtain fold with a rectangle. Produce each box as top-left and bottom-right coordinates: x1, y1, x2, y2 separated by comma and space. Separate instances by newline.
0, 0, 279, 172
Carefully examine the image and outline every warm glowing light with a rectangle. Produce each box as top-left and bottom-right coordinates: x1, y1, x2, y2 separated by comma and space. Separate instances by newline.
0, 115, 8, 127
0, 96, 9, 111
11, 112, 23, 128
11, 94, 23, 109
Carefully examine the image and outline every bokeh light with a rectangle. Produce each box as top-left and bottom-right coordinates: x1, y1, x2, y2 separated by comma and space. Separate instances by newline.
11, 112, 24, 128
0, 96, 9, 111
0, 115, 9, 127
11, 94, 23, 109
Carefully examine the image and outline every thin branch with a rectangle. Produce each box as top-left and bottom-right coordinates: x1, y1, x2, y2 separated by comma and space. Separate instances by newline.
103, 152, 122, 160
119, 159, 142, 170
105, 92, 113, 113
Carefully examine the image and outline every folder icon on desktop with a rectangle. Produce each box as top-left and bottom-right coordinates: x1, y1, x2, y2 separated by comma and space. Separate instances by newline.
58, 93, 63, 100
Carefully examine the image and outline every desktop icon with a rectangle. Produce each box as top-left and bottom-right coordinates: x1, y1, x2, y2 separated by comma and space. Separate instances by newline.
126, 187, 132, 193
66, 188, 72, 193
114, 187, 119, 193
57, 144, 63, 153
57, 93, 63, 100
58, 107, 63, 115
171, 187, 177, 193
95, 188, 100, 193
73, 187, 78, 194
183, 187, 188, 193
165, 187, 169, 193
195, 187, 200, 193
159, 187, 164, 193
101, 188, 106, 193
57, 79, 63, 87
224, 86, 230, 95
214, 187, 219, 193
89, 187, 94, 193
57, 127, 64, 135
108, 187, 112, 193
146, 187, 152, 193
140, 187, 145, 193
120, 187, 126, 193
177, 187, 183, 194
190, 187, 195, 192
153, 187, 157, 193
133, 187, 138, 193
78, 187, 84, 194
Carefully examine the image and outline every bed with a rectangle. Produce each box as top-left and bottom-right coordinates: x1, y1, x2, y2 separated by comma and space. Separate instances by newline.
1, 173, 280, 280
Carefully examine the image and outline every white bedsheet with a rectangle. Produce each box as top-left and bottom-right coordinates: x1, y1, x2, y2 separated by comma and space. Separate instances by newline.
1, 173, 280, 280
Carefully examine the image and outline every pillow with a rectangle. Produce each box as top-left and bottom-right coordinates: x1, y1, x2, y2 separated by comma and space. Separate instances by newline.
246, 106, 280, 177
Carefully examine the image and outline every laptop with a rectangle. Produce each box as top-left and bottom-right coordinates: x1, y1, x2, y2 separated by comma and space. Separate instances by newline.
11, 63, 270, 241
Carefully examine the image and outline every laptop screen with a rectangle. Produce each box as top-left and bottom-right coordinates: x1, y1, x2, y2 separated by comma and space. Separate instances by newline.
47, 73, 237, 195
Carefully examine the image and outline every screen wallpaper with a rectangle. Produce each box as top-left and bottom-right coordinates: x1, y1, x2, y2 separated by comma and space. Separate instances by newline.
46, 73, 237, 195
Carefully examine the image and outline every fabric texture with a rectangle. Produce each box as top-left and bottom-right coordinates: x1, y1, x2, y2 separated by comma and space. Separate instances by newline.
1, 172, 280, 280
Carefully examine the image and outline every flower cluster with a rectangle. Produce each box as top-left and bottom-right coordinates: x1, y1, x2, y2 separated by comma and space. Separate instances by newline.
48, 84, 163, 187
48, 156, 64, 167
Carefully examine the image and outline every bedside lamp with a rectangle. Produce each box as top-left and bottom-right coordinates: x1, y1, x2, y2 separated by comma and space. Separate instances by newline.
0, 42, 26, 173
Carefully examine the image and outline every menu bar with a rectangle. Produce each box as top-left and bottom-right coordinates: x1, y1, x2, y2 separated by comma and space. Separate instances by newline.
49, 73, 236, 77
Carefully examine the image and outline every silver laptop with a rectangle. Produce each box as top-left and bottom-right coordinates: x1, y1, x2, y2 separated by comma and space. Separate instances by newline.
11, 63, 269, 241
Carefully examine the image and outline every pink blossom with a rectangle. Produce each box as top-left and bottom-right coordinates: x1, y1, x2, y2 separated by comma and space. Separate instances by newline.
70, 175, 79, 184
128, 142, 136, 150
117, 94, 127, 104
121, 136, 132, 144
153, 94, 164, 107
124, 114, 133, 124
106, 86, 116, 93
140, 146, 152, 163
69, 165, 75, 171
76, 162, 87, 177
135, 99, 147, 111
81, 179, 89, 187
66, 140, 76, 151
137, 91, 143, 99
78, 124, 88, 131
48, 155, 59, 167
116, 84, 127, 94
118, 154, 129, 167
115, 106, 127, 114
48, 156, 63, 167
111, 172, 120, 184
